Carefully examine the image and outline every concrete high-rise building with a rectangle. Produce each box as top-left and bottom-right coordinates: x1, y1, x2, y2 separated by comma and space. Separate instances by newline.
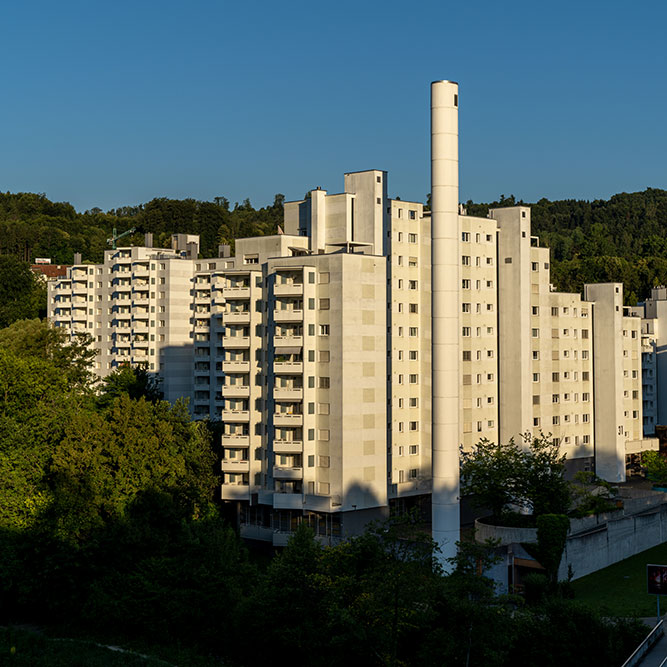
47, 81, 658, 548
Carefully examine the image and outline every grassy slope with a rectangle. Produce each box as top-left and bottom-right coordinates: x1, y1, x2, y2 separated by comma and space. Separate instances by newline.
0, 626, 224, 667
571, 542, 667, 617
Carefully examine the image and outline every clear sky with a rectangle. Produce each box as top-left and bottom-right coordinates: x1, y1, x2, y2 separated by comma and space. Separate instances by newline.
1, 0, 666, 212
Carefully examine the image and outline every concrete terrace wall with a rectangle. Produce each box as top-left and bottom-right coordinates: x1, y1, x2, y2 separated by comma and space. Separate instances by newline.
477, 490, 667, 588
560, 505, 667, 580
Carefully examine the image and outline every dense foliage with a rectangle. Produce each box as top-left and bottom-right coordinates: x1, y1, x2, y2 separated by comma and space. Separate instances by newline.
0, 191, 285, 262
0, 255, 46, 326
466, 189, 667, 303
460, 434, 571, 520
5, 187, 667, 302
0, 322, 647, 665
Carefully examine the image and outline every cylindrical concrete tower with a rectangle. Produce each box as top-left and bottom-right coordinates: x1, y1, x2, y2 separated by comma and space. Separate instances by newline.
431, 80, 460, 566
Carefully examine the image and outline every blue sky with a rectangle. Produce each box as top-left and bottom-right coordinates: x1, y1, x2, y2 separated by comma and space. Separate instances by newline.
1, 0, 666, 211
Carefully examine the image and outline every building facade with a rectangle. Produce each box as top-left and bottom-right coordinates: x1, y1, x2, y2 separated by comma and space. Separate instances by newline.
47, 82, 657, 550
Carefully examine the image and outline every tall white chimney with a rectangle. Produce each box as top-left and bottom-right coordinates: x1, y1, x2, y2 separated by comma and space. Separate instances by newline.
431, 80, 460, 565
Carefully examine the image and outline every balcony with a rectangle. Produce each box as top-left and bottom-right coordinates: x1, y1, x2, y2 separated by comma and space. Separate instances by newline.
273, 361, 303, 374
274, 309, 303, 323
222, 360, 250, 373
222, 385, 250, 398
274, 283, 303, 297
273, 387, 303, 401
221, 485, 250, 501
273, 440, 303, 454
273, 492, 303, 510
222, 410, 250, 422
222, 336, 250, 348
71, 309, 87, 321
221, 434, 250, 446
273, 466, 303, 480
221, 460, 250, 473
223, 310, 251, 325
273, 335, 303, 349
132, 297, 150, 307
222, 286, 250, 299
72, 282, 88, 294
273, 413, 303, 427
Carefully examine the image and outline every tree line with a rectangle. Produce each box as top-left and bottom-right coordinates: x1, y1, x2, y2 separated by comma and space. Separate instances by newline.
0, 317, 647, 665
0, 191, 285, 263
467, 188, 667, 304
4, 187, 667, 302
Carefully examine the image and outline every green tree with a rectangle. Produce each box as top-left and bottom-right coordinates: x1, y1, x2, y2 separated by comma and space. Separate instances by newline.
642, 450, 667, 486
97, 363, 162, 408
461, 434, 570, 519
0, 256, 45, 327
460, 437, 525, 519
0, 319, 96, 390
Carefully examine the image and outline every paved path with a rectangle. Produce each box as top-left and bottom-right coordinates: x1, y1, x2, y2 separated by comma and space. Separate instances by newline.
639, 630, 667, 667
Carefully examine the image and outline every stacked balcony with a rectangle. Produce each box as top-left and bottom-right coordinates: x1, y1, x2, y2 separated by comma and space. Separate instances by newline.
274, 271, 304, 297
274, 325, 303, 350
132, 262, 150, 278
222, 373, 250, 398
223, 300, 251, 325
223, 326, 250, 348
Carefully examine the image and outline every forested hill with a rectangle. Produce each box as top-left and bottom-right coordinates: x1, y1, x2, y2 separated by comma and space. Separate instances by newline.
467, 188, 667, 304
3, 187, 667, 303
0, 192, 286, 263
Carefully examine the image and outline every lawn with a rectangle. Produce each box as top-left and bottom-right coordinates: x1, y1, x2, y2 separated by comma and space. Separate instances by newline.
571, 542, 667, 617
0, 626, 224, 667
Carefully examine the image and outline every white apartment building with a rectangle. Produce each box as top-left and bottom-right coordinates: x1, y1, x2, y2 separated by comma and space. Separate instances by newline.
47, 81, 657, 552
631, 286, 667, 437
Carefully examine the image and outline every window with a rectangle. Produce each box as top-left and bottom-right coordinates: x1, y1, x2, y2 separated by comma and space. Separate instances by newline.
552, 372, 559, 382
462, 279, 470, 289
409, 350, 418, 360
319, 324, 330, 336
318, 297, 330, 310
552, 394, 560, 403
533, 373, 539, 382
409, 397, 418, 407
409, 303, 419, 313
532, 351, 539, 360
462, 327, 471, 337
408, 233, 418, 244
532, 306, 539, 315
462, 255, 470, 266
532, 262, 538, 271
409, 210, 416, 220
532, 328, 539, 338
409, 374, 418, 384
462, 232, 470, 242
462, 350, 471, 361
319, 377, 330, 389
409, 280, 418, 290
409, 421, 419, 431
409, 327, 418, 337
409, 444, 419, 455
